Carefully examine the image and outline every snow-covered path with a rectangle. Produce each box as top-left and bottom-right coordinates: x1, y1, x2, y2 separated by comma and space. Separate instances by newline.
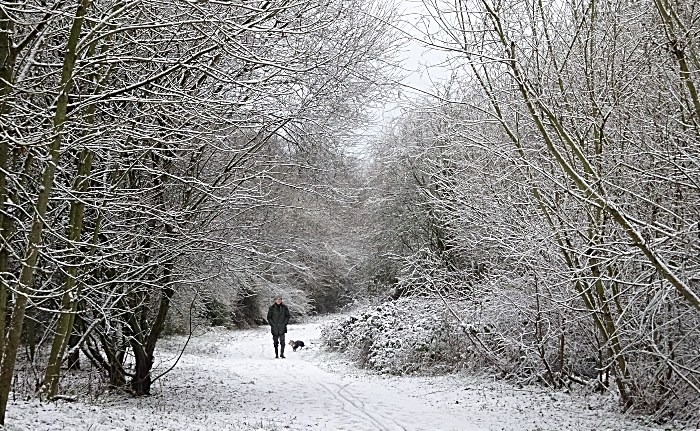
6, 322, 665, 430
201, 323, 479, 431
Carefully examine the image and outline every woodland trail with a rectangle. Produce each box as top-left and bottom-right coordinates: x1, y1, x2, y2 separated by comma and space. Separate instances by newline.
202, 323, 478, 430
5, 321, 663, 430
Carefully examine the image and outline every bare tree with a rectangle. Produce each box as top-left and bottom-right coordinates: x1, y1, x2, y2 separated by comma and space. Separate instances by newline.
366, 0, 700, 421
0, 0, 399, 424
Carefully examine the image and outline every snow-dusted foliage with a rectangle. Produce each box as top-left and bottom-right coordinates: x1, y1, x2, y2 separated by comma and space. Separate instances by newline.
321, 291, 610, 385
359, 0, 700, 424
322, 299, 472, 375
0, 0, 399, 425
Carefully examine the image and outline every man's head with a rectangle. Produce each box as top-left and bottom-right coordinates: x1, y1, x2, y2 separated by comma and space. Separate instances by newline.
274, 295, 282, 304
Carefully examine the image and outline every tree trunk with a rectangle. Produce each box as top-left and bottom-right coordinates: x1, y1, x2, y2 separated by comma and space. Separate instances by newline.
66, 334, 80, 371
23, 307, 36, 363
130, 341, 152, 396
42, 148, 94, 398
0, 1, 91, 423
129, 261, 174, 396
96, 331, 127, 388
0, 4, 18, 367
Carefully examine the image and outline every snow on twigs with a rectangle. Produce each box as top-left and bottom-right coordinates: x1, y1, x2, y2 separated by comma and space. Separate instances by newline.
321, 298, 473, 375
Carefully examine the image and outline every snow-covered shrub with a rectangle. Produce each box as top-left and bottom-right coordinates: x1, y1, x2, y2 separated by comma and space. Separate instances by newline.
321, 287, 604, 388
321, 298, 473, 375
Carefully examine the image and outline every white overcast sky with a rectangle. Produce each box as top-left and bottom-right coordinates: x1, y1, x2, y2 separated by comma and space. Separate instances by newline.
397, 1, 452, 93
352, 0, 453, 154
378, 0, 453, 120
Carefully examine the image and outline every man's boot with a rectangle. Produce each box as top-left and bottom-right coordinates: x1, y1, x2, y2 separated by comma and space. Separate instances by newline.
280, 345, 285, 359
274, 345, 279, 359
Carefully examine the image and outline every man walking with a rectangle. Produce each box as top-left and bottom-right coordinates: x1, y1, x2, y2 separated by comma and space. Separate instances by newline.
267, 295, 290, 359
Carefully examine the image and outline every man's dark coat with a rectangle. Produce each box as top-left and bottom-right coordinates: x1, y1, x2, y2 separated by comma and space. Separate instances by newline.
267, 303, 290, 335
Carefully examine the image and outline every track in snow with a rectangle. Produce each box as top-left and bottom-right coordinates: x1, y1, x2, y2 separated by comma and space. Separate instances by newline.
6, 321, 659, 430
209, 323, 482, 430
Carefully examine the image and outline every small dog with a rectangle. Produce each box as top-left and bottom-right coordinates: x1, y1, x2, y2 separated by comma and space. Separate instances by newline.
288, 340, 305, 351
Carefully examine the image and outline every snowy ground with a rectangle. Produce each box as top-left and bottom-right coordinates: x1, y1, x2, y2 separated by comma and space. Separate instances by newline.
3, 322, 687, 431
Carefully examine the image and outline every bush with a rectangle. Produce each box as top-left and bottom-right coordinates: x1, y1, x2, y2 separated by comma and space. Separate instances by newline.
320, 298, 473, 375
320, 292, 603, 386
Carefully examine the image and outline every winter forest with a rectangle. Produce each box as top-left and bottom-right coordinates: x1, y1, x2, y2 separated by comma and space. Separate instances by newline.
0, 0, 699, 429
